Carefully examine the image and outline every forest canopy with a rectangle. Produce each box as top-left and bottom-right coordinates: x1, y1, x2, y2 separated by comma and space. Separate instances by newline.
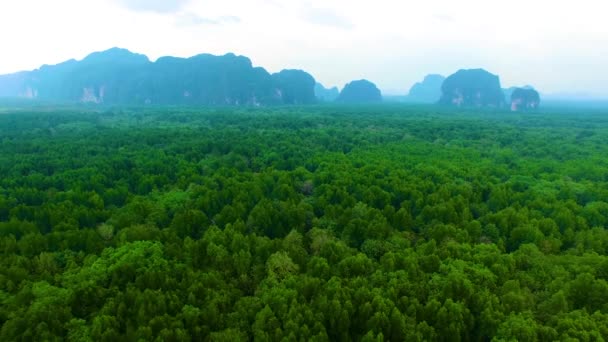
1, 104, 608, 341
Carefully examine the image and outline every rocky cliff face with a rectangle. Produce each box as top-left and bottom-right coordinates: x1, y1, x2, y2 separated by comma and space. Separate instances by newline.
407, 74, 445, 103
511, 88, 540, 111
271, 70, 317, 105
337, 79, 382, 103
503, 85, 533, 104
439, 69, 505, 107
0, 72, 29, 98
0, 48, 317, 106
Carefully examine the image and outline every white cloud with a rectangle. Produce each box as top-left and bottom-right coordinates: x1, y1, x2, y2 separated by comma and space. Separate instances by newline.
112, 0, 191, 13
303, 7, 353, 29
175, 13, 241, 27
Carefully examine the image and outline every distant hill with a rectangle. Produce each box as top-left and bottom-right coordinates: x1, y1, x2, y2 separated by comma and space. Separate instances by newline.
272, 70, 317, 105
0, 47, 317, 106
314, 83, 339, 102
439, 69, 505, 107
337, 79, 382, 103
510, 87, 540, 111
407, 74, 445, 103
503, 85, 534, 104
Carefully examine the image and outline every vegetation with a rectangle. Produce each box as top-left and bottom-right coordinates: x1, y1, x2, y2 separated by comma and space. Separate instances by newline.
1, 104, 608, 341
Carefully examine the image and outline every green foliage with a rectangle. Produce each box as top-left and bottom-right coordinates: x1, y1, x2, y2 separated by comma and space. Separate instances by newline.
1, 104, 608, 340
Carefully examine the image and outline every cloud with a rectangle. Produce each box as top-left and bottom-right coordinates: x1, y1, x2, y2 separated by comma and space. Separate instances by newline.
433, 13, 455, 23
176, 13, 219, 25
263, 0, 285, 9
175, 13, 242, 27
304, 8, 353, 29
113, 0, 191, 13
218, 16, 241, 24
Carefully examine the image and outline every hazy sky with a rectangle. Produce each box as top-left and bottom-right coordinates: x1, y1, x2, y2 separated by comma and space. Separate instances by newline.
1, 0, 607, 96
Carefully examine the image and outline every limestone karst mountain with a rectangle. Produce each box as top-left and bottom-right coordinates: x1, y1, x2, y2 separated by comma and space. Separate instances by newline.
314, 82, 339, 102
439, 69, 505, 107
407, 74, 445, 103
510, 87, 541, 111
337, 79, 382, 103
0, 48, 317, 106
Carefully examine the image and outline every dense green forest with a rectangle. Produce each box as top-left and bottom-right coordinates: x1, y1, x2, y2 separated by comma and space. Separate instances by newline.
2, 104, 608, 341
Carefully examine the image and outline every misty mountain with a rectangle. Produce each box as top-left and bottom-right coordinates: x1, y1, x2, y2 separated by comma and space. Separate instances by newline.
510, 87, 540, 111
0, 48, 317, 106
407, 74, 445, 103
439, 69, 505, 107
271, 70, 317, 104
314, 82, 339, 102
337, 79, 382, 103
503, 85, 534, 104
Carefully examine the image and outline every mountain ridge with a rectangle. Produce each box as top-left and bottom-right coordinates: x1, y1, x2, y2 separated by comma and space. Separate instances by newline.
0, 47, 318, 106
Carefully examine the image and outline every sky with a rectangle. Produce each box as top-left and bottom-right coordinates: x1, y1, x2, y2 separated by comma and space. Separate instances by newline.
1, 0, 607, 97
